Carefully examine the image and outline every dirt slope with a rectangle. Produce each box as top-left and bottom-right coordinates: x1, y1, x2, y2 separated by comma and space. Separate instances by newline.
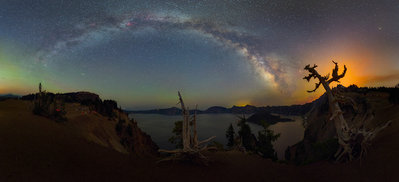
1, 99, 398, 182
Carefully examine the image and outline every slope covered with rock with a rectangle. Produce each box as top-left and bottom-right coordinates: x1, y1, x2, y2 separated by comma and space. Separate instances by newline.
286, 85, 399, 164
20, 91, 159, 156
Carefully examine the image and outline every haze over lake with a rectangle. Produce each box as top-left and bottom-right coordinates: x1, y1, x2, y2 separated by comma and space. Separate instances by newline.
130, 113, 304, 159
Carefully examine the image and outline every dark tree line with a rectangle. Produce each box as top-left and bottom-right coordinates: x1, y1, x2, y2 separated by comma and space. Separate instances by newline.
168, 116, 281, 160
224, 117, 280, 160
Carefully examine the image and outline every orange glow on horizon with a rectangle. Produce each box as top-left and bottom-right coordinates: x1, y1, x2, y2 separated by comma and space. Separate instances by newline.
234, 100, 251, 107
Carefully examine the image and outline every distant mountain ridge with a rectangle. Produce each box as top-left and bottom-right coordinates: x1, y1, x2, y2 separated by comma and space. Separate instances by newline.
0, 94, 21, 101
127, 103, 312, 116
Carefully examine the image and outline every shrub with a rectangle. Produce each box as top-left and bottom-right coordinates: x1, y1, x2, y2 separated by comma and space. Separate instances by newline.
168, 121, 183, 148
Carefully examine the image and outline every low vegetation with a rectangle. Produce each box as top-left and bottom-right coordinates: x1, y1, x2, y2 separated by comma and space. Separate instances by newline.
226, 117, 280, 161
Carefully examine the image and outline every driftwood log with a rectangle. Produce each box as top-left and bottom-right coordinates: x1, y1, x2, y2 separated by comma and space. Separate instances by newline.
304, 61, 391, 162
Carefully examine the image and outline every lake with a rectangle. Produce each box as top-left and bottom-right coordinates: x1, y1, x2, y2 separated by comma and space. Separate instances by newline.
129, 113, 305, 160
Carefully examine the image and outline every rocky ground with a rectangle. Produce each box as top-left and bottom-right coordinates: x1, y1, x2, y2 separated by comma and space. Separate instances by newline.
287, 86, 399, 164
0, 96, 398, 182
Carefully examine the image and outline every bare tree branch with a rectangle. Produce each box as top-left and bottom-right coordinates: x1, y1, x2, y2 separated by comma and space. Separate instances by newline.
307, 81, 322, 93
328, 60, 347, 84
303, 61, 390, 162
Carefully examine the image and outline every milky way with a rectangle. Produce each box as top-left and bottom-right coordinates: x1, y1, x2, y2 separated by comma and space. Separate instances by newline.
36, 11, 293, 92
1, 0, 398, 109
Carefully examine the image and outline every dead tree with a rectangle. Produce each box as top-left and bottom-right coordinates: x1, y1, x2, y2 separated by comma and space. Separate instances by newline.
158, 91, 216, 164
304, 61, 391, 162
179, 91, 191, 151
192, 104, 199, 149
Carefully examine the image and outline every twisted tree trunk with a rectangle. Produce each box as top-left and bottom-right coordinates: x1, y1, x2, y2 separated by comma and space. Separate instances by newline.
304, 61, 391, 162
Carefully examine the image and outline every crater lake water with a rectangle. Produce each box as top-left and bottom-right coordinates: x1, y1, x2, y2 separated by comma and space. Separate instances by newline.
129, 113, 305, 159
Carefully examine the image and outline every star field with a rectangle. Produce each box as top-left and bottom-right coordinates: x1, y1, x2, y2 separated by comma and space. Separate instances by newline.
0, 0, 398, 109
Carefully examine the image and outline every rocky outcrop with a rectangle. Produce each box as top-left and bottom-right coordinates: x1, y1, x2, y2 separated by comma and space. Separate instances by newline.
61, 92, 119, 118
286, 86, 399, 164
22, 91, 101, 103
23, 91, 159, 157
23, 91, 121, 118
63, 91, 101, 103
285, 93, 336, 164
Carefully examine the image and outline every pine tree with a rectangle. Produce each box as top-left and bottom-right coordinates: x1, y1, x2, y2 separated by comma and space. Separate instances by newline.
256, 122, 280, 160
225, 123, 235, 148
237, 117, 255, 151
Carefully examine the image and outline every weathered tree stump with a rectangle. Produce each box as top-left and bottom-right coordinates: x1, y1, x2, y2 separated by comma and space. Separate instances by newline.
158, 91, 216, 165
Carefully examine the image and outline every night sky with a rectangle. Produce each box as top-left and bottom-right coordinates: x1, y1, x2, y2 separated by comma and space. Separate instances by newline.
1, 0, 398, 109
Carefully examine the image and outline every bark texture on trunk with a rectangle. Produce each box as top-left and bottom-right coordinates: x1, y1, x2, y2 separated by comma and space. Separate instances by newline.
304, 61, 391, 162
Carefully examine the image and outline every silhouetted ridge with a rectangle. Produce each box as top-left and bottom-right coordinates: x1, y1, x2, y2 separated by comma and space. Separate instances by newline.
128, 104, 312, 116
0, 94, 20, 101
22, 91, 120, 118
